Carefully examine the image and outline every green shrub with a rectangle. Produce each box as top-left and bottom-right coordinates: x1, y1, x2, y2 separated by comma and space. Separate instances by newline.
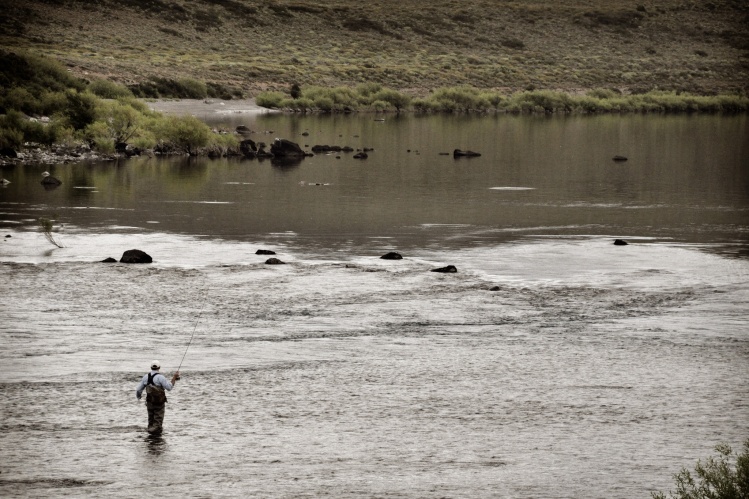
356, 82, 383, 98
256, 91, 286, 108
428, 86, 489, 112
177, 78, 208, 99
127, 77, 209, 99
0, 124, 23, 149
157, 115, 212, 154
0, 50, 85, 99
652, 439, 749, 499
509, 90, 574, 113
370, 100, 391, 112
88, 79, 133, 99
64, 90, 98, 130
371, 89, 411, 111
587, 88, 620, 99
2, 87, 41, 115
39, 91, 69, 116
480, 91, 503, 109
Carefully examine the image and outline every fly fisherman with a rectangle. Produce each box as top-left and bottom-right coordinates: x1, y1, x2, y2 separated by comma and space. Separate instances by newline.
135, 360, 180, 435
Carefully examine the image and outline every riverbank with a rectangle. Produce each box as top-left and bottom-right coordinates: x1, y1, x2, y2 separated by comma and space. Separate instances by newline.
145, 98, 270, 116
3, 0, 748, 97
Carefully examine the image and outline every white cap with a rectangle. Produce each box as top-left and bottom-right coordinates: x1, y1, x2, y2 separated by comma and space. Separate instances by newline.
151, 360, 160, 370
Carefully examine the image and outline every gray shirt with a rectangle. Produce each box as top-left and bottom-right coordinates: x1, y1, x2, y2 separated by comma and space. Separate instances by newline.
135, 370, 174, 400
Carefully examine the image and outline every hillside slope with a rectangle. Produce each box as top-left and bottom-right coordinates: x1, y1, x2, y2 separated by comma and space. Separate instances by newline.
1, 0, 748, 96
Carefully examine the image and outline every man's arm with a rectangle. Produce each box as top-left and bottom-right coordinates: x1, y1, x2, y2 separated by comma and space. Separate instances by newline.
135, 376, 147, 400
157, 372, 180, 391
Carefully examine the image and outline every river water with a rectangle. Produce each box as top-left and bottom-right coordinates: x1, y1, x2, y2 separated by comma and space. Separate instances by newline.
0, 111, 747, 498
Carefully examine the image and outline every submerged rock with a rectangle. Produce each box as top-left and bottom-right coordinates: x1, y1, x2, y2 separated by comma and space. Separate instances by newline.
120, 249, 153, 264
613, 239, 629, 246
265, 257, 286, 265
613, 155, 628, 162
380, 252, 403, 260
256, 249, 276, 255
41, 175, 62, 186
101, 257, 117, 263
431, 265, 458, 273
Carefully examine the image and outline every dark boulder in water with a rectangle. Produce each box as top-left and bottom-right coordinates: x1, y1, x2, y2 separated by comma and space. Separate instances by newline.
613, 239, 629, 246
353, 152, 368, 159
612, 155, 628, 162
270, 138, 305, 157
240, 139, 257, 158
120, 249, 153, 264
453, 149, 481, 158
489, 286, 501, 291
41, 175, 62, 186
431, 265, 458, 273
256, 249, 276, 255
380, 252, 403, 260
101, 257, 117, 263
265, 257, 286, 265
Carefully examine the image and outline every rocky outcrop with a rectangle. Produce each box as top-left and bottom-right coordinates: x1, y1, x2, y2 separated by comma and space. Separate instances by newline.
380, 252, 403, 260
453, 149, 481, 157
240, 139, 257, 158
431, 265, 457, 273
120, 249, 153, 264
270, 138, 305, 157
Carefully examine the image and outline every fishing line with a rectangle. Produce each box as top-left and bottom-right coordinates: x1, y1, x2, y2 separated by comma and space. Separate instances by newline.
176, 295, 207, 373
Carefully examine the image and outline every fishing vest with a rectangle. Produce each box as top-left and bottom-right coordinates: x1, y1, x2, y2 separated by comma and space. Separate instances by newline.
145, 372, 168, 405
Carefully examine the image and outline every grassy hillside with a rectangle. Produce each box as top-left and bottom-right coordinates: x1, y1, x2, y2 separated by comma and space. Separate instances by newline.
1, 0, 748, 97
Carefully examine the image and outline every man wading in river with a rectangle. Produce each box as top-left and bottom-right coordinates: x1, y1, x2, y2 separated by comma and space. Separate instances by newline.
135, 360, 180, 434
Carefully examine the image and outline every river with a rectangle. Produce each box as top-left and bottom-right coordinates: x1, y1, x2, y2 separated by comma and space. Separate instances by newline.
0, 109, 747, 498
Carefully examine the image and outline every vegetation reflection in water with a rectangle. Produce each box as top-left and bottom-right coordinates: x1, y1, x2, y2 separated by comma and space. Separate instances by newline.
1, 113, 747, 254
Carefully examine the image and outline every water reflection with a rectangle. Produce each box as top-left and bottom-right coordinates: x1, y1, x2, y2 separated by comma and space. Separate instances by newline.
0, 114, 746, 252
145, 433, 167, 456
270, 157, 304, 169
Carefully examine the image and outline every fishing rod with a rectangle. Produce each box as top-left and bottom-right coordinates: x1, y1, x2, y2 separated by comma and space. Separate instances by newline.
176, 298, 207, 373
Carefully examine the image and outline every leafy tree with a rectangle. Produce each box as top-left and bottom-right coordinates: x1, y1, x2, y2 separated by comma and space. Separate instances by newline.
372, 88, 411, 112
653, 439, 749, 499
87, 98, 145, 146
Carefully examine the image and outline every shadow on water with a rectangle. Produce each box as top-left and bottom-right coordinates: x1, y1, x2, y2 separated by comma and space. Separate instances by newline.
145, 433, 168, 456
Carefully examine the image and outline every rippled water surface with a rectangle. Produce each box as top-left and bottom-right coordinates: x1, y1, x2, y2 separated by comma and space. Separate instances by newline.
1, 113, 747, 498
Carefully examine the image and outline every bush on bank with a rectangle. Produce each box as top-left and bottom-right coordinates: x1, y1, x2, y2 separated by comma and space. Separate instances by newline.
0, 51, 237, 154
257, 84, 749, 114
652, 439, 749, 499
